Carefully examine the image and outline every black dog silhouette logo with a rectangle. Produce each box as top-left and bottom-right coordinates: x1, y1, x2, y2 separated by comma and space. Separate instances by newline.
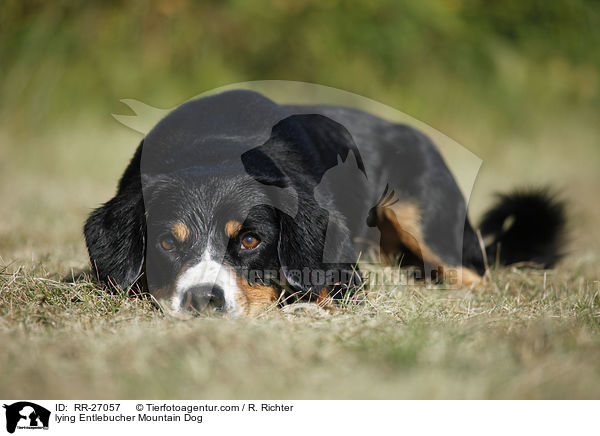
3, 402, 50, 433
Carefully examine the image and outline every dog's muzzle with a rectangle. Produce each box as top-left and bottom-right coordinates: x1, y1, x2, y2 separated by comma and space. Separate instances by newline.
182, 284, 227, 314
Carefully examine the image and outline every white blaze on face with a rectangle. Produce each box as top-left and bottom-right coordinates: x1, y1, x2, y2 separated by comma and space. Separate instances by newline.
172, 247, 240, 316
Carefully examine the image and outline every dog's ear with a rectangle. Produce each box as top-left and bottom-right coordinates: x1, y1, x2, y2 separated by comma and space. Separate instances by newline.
276, 204, 361, 300
84, 141, 146, 288
243, 114, 366, 299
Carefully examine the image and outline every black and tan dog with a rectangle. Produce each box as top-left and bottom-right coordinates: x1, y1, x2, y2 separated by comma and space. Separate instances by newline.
84, 90, 565, 317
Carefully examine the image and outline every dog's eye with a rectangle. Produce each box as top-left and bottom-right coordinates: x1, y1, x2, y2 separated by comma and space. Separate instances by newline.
240, 234, 260, 250
160, 237, 177, 252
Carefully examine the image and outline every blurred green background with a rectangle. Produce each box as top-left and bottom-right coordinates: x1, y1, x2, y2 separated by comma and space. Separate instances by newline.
1, 0, 599, 268
2, 0, 599, 132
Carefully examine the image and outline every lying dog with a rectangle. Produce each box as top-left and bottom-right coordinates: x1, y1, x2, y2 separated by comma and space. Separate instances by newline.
84, 90, 565, 316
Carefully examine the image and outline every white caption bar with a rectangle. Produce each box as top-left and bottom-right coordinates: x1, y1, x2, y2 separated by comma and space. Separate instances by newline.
1, 400, 597, 435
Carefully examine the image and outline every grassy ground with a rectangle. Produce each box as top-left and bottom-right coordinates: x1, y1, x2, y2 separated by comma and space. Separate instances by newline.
1, 117, 599, 399
2, 257, 599, 399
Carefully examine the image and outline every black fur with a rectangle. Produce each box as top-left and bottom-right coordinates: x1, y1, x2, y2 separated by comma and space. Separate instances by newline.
242, 114, 364, 297
84, 143, 145, 288
480, 188, 566, 267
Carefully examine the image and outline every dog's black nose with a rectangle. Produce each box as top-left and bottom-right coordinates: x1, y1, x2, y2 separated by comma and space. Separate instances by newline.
184, 285, 226, 314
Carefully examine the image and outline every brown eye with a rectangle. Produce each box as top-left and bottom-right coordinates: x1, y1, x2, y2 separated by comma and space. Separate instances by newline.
160, 237, 176, 252
240, 234, 260, 250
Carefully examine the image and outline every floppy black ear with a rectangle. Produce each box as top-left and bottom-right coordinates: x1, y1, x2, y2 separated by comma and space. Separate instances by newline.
242, 113, 366, 299
83, 142, 146, 288
277, 205, 361, 300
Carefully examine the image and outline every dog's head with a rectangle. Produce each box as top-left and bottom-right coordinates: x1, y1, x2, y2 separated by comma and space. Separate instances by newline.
142, 170, 289, 317
84, 91, 363, 317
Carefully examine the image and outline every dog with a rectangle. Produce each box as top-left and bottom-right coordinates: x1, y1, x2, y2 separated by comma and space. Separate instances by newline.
84, 90, 565, 317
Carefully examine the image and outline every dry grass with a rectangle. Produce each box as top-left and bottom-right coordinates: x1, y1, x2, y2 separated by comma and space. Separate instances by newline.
1, 259, 599, 399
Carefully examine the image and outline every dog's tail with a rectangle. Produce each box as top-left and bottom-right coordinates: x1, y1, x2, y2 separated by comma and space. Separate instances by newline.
479, 188, 566, 268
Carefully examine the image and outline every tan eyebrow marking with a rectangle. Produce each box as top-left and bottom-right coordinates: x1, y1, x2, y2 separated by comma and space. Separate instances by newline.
171, 222, 190, 242
225, 220, 242, 238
